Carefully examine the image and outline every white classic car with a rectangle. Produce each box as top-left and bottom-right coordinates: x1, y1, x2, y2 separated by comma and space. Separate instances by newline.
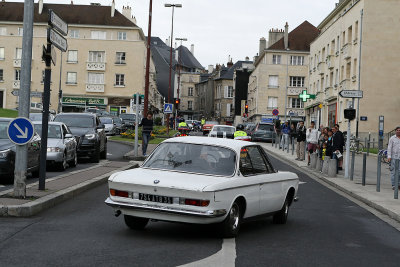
105, 137, 299, 237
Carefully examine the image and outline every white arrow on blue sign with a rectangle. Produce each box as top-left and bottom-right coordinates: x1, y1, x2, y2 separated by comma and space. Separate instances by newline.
164, 103, 173, 114
7, 118, 35, 145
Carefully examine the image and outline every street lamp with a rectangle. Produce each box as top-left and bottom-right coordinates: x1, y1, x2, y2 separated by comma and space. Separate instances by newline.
165, 3, 182, 133
175, 37, 187, 120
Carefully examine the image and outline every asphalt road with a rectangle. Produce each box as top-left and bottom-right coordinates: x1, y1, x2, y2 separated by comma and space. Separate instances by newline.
0, 139, 131, 190
1, 152, 400, 266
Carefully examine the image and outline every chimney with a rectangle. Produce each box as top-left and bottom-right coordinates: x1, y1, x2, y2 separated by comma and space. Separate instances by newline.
38, 0, 43, 14
122, 5, 137, 23
227, 59, 234, 68
284, 22, 289, 49
259, 37, 266, 56
190, 44, 194, 55
111, 0, 115, 17
268, 28, 285, 47
208, 65, 214, 73
175, 47, 179, 62
71, 1, 74, 4
245, 56, 250, 61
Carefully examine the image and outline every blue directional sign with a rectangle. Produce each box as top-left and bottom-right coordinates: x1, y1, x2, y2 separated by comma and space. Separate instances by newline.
7, 117, 35, 145
164, 103, 173, 114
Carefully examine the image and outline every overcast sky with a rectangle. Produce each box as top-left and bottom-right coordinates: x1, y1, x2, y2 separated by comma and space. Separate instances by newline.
16, 0, 336, 67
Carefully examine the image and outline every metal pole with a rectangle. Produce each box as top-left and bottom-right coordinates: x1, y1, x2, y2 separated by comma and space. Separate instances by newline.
376, 154, 381, 192
350, 150, 355, 181
14, 0, 34, 197
39, 43, 52, 190
394, 159, 399, 199
362, 153, 367, 186
284, 49, 289, 122
367, 132, 371, 156
345, 116, 351, 178
166, 6, 175, 136
134, 94, 139, 157
355, 9, 364, 139
291, 137, 295, 155
58, 51, 63, 114
143, 0, 153, 117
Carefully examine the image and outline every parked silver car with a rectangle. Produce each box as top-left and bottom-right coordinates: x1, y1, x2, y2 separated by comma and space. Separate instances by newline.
99, 116, 117, 136
34, 122, 78, 171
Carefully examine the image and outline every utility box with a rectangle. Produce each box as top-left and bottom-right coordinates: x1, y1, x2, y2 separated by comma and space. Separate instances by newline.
344, 108, 356, 120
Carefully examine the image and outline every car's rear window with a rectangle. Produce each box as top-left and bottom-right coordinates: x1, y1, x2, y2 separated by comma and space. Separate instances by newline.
205, 121, 218, 125
100, 117, 113, 124
143, 143, 236, 176
54, 115, 95, 128
212, 126, 235, 133
258, 124, 274, 131
120, 114, 136, 121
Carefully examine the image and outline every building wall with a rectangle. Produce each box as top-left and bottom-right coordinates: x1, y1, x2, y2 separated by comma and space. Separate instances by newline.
214, 79, 234, 124
178, 71, 200, 120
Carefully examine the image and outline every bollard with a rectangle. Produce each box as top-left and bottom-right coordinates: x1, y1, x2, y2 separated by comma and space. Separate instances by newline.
395, 159, 399, 199
303, 142, 307, 161
286, 135, 290, 153
291, 137, 295, 155
271, 132, 274, 147
350, 151, 355, 181
322, 156, 331, 175
310, 153, 317, 169
328, 158, 337, 177
372, 138, 375, 149
364, 137, 367, 147
316, 157, 323, 172
376, 154, 381, 192
362, 153, 367, 186
367, 133, 371, 156
275, 133, 278, 148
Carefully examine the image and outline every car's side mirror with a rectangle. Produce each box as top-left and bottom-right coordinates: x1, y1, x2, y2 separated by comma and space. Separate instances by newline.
64, 133, 73, 139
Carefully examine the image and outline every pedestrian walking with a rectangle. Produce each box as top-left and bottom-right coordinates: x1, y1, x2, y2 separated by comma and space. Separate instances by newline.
332, 124, 344, 171
296, 121, 306, 161
388, 126, 400, 190
281, 121, 290, 150
139, 111, 153, 156
306, 121, 319, 165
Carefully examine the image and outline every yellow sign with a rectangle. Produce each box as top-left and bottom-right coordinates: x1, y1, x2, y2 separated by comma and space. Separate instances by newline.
318, 103, 323, 109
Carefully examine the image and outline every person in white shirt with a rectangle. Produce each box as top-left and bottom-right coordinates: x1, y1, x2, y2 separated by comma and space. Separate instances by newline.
388, 126, 400, 189
306, 121, 319, 165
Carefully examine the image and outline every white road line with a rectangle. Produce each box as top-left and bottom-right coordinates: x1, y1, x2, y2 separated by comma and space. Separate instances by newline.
107, 153, 113, 156
178, 238, 236, 267
299, 181, 307, 185
0, 185, 5, 188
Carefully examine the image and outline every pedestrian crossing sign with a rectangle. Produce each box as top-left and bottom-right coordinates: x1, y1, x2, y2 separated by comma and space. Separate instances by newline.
164, 103, 173, 113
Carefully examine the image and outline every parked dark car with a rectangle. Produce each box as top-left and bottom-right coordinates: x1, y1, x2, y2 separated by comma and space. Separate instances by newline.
251, 123, 275, 142
245, 123, 256, 136
54, 113, 107, 163
113, 117, 126, 135
0, 118, 41, 183
119, 113, 138, 130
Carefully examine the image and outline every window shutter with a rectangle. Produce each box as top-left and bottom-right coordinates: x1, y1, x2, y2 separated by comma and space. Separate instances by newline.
226, 104, 230, 117
224, 86, 228, 98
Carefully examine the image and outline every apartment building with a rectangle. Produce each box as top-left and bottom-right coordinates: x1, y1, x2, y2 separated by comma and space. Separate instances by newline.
306, 0, 400, 138
248, 21, 319, 123
0, 2, 162, 115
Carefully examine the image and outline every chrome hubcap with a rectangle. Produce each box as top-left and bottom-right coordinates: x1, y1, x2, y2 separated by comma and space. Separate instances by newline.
229, 204, 240, 230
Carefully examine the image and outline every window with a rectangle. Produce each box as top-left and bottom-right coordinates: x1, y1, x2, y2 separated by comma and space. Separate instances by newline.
89, 51, 105, 62
188, 101, 193, 111
115, 74, 125, 86
69, 30, 79, 38
66, 72, 77, 84
268, 75, 278, 88
67, 50, 78, 63
88, 73, 104, 84
216, 85, 222, 98
239, 146, 272, 176
15, 48, 22, 59
0, 69, 3, 81
188, 87, 194, 96
272, 55, 281, 64
0, 47, 4, 60
267, 97, 278, 109
15, 69, 21, 81
117, 32, 127, 40
224, 86, 233, 98
355, 21, 359, 40
115, 52, 126, 64
289, 76, 305, 87
18, 27, 23, 36
288, 97, 304, 108
348, 26, 352, 44
290, 56, 304, 65
91, 31, 106, 40
0, 27, 6, 35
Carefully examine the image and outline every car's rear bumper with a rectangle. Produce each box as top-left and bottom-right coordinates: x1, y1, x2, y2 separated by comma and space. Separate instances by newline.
47, 151, 63, 162
105, 197, 227, 223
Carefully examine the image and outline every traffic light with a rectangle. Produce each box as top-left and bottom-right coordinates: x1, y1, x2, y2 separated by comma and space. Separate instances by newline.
245, 103, 248, 114
175, 98, 180, 109
344, 108, 356, 120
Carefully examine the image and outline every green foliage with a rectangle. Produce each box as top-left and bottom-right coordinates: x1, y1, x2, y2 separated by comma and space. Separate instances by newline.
0, 108, 18, 118
154, 117, 162, 125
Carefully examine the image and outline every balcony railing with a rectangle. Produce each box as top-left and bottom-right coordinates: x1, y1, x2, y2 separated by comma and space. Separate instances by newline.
342, 43, 352, 59
13, 80, 20, 89
86, 83, 104, 92
287, 108, 305, 117
324, 86, 335, 100
340, 79, 351, 90
268, 85, 279, 89
13, 59, 21, 68
86, 62, 106, 71
267, 106, 278, 110
287, 87, 303, 96
326, 55, 335, 69
318, 62, 325, 75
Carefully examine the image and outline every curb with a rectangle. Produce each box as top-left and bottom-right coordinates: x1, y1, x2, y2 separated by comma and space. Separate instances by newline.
265, 148, 400, 223
0, 162, 140, 217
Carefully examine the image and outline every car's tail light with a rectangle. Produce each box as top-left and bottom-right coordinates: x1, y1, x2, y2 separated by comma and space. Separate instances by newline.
184, 199, 210, 207
110, 189, 129, 198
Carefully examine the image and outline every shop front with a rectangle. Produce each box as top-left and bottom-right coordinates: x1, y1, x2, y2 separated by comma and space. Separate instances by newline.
62, 96, 107, 112
327, 102, 337, 128
108, 98, 130, 116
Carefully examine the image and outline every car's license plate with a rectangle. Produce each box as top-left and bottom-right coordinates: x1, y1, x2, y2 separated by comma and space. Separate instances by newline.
139, 193, 172, 204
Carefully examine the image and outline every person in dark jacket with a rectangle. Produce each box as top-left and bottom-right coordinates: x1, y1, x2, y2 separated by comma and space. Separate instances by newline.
332, 124, 344, 171
296, 121, 306, 161
139, 111, 153, 156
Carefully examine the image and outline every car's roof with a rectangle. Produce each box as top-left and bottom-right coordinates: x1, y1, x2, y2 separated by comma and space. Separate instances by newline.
0, 117, 13, 122
162, 136, 256, 150
56, 112, 97, 117
212, 125, 235, 128
33, 121, 64, 126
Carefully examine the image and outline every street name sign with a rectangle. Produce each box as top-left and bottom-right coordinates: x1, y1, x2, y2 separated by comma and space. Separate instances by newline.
339, 90, 363, 98
48, 9, 68, 36
11, 90, 43, 98
7, 118, 35, 145
164, 103, 173, 113
48, 28, 67, 52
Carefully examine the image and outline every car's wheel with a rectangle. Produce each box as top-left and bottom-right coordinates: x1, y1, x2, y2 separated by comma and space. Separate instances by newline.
92, 146, 100, 163
100, 141, 107, 159
273, 197, 289, 224
124, 215, 149, 230
220, 201, 242, 238
58, 152, 68, 171
69, 150, 78, 167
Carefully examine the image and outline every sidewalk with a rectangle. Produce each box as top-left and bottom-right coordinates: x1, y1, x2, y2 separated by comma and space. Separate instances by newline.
260, 142, 400, 223
0, 160, 139, 217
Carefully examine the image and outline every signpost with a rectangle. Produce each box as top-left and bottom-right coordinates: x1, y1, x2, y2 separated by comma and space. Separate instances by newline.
299, 90, 316, 102
339, 90, 363, 98
38, 9, 68, 190
7, 118, 35, 145
272, 109, 279, 116
164, 103, 173, 114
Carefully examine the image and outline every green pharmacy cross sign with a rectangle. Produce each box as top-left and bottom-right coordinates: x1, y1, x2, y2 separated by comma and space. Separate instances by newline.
299, 90, 316, 102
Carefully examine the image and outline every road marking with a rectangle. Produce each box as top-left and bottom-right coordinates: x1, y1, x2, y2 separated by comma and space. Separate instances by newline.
299, 181, 307, 185
107, 153, 112, 156
178, 238, 236, 267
